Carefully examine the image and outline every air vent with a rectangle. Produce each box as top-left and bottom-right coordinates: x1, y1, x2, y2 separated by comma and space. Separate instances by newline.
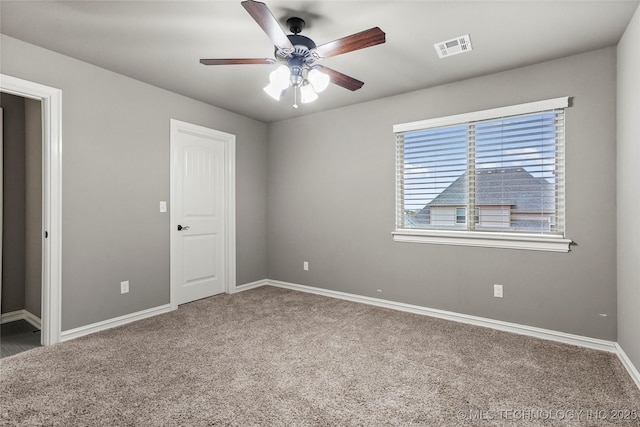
434, 34, 472, 59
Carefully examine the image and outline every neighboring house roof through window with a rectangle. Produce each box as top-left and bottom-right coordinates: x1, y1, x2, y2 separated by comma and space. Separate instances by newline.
424, 167, 554, 213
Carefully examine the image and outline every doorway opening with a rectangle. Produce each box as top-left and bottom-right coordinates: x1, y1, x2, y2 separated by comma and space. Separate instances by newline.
0, 74, 62, 347
0, 94, 43, 357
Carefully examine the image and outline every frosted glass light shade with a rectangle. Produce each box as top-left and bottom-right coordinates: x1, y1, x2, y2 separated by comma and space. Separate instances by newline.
300, 84, 318, 103
308, 68, 330, 93
263, 82, 284, 100
264, 65, 291, 100
270, 65, 290, 90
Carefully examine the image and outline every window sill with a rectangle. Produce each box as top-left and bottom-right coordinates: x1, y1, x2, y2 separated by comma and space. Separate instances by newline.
392, 229, 572, 252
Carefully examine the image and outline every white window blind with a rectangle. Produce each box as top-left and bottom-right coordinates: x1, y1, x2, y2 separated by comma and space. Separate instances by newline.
395, 98, 568, 239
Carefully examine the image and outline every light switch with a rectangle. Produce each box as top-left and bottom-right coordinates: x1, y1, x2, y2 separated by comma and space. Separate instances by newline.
159, 201, 167, 213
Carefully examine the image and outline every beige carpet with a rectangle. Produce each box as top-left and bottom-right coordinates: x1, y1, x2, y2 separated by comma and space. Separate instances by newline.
1, 286, 639, 426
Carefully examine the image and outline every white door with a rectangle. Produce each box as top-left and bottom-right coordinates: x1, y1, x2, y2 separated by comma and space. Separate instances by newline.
171, 121, 233, 306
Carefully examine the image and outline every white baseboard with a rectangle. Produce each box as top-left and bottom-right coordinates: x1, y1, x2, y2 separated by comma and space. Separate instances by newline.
1, 310, 29, 325
234, 279, 269, 293
265, 279, 618, 352
60, 304, 172, 342
22, 310, 42, 330
1, 309, 42, 329
615, 343, 640, 391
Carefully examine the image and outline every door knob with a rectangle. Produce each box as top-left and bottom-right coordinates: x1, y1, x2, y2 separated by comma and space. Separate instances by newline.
177, 225, 190, 231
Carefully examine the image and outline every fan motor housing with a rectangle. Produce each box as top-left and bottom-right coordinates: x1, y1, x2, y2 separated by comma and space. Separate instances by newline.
287, 34, 316, 50
275, 33, 317, 65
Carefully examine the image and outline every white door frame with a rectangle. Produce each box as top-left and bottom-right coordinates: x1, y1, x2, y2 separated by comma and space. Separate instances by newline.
169, 119, 236, 310
0, 74, 62, 346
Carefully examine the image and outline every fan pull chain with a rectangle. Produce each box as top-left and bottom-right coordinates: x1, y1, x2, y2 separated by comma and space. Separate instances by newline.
293, 86, 299, 109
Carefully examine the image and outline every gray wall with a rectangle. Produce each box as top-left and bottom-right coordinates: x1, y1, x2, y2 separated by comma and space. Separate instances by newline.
24, 98, 42, 318
1, 35, 268, 330
268, 47, 618, 340
617, 6, 640, 371
1, 93, 26, 314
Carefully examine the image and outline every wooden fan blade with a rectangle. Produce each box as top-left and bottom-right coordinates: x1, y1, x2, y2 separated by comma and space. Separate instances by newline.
315, 66, 364, 91
241, 0, 294, 50
200, 58, 275, 65
314, 27, 385, 58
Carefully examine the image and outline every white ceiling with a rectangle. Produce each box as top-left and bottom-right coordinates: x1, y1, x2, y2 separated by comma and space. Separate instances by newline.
1, 1, 638, 123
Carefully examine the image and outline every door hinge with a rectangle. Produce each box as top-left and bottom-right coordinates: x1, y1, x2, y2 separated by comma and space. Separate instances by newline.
45, 231, 49, 238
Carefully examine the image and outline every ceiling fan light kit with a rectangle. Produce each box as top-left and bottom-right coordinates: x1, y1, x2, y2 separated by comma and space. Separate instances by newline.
200, 0, 386, 108
263, 64, 330, 103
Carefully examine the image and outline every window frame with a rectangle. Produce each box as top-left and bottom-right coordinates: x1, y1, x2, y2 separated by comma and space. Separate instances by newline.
393, 97, 572, 252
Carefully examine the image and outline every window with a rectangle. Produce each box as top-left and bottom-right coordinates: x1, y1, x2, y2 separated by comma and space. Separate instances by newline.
393, 97, 572, 252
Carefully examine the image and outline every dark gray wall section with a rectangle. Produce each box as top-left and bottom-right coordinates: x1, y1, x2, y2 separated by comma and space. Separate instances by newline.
617, 7, 640, 372
24, 98, 42, 318
1, 35, 268, 330
268, 47, 618, 340
1, 93, 26, 314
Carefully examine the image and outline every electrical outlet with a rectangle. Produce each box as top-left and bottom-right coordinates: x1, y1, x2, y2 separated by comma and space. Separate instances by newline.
120, 280, 129, 294
493, 284, 503, 298
303, 261, 309, 271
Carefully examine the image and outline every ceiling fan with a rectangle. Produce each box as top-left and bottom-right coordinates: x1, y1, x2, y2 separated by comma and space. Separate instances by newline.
200, 0, 386, 107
